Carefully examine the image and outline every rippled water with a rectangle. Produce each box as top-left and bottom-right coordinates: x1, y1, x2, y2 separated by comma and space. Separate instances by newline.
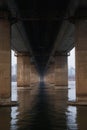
0, 81, 87, 130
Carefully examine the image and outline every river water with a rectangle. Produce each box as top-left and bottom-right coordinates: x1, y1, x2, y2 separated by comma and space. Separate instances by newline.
0, 81, 87, 130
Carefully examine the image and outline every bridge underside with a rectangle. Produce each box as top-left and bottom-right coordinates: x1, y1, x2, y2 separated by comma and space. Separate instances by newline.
7, 0, 76, 74
0, 0, 87, 106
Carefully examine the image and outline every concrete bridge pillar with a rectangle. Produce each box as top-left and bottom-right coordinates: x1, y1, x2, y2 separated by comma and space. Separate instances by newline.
17, 53, 30, 87
46, 74, 50, 83
44, 63, 55, 84
55, 55, 68, 86
44, 67, 51, 84
75, 20, 87, 102
30, 64, 39, 84
0, 11, 17, 106
47, 64, 55, 84
44, 73, 49, 83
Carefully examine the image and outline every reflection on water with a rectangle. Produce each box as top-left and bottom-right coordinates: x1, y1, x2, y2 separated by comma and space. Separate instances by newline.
66, 106, 77, 130
0, 81, 87, 130
11, 107, 18, 130
0, 107, 11, 130
77, 106, 87, 130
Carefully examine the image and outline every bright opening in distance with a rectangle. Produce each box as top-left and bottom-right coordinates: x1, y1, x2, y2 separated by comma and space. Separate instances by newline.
68, 47, 75, 69
11, 50, 17, 65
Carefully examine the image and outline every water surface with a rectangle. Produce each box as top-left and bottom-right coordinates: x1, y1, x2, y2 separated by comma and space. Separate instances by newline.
0, 81, 87, 130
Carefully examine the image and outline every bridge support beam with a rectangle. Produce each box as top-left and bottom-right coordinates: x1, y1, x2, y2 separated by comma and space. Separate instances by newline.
17, 53, 30, 87
75, 20, 87, 103
55, 55, 68, 86
0, 12, 17, 106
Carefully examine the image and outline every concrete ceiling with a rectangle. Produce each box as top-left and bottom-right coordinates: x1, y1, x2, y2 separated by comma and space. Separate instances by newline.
1, 0, 86, 74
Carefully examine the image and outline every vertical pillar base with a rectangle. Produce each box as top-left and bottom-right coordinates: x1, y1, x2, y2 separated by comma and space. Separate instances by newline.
0, 98, 18, 106
68, 100, 87, 106
68, 94, 87, 106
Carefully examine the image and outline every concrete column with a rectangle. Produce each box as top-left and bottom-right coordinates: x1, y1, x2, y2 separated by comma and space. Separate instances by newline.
44, 73, 49, 83
0, 12, 11, 105
51, 64, 55, 84
30, 64, 39, 84
47, 64, 55, 84
44, 67, 50, 84
17, 53, 30, 87
0, 11, 17, 106
55, 55, 68, 86
75, 20, 87, 102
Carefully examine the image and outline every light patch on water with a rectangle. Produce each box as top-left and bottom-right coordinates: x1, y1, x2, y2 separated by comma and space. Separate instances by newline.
66, 106, 77, 130
11, 82, 18, 130
11, 107, 19, 129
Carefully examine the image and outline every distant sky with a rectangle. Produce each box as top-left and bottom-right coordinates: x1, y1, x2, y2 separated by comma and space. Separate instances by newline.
11, 48, 75, 68
68, 47, 75, 68
11, 50, 17, 65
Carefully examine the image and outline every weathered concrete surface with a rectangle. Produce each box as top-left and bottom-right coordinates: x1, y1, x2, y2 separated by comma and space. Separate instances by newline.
17, 53, 30, 87
0, 14, 11, 105
45, 64, 55, 84
55, 56, 68, 86
30, 64, 39, 85
75, 20, 87, 102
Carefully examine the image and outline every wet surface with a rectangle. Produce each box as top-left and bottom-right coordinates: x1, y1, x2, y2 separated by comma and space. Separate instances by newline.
0, 81, 87, 130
